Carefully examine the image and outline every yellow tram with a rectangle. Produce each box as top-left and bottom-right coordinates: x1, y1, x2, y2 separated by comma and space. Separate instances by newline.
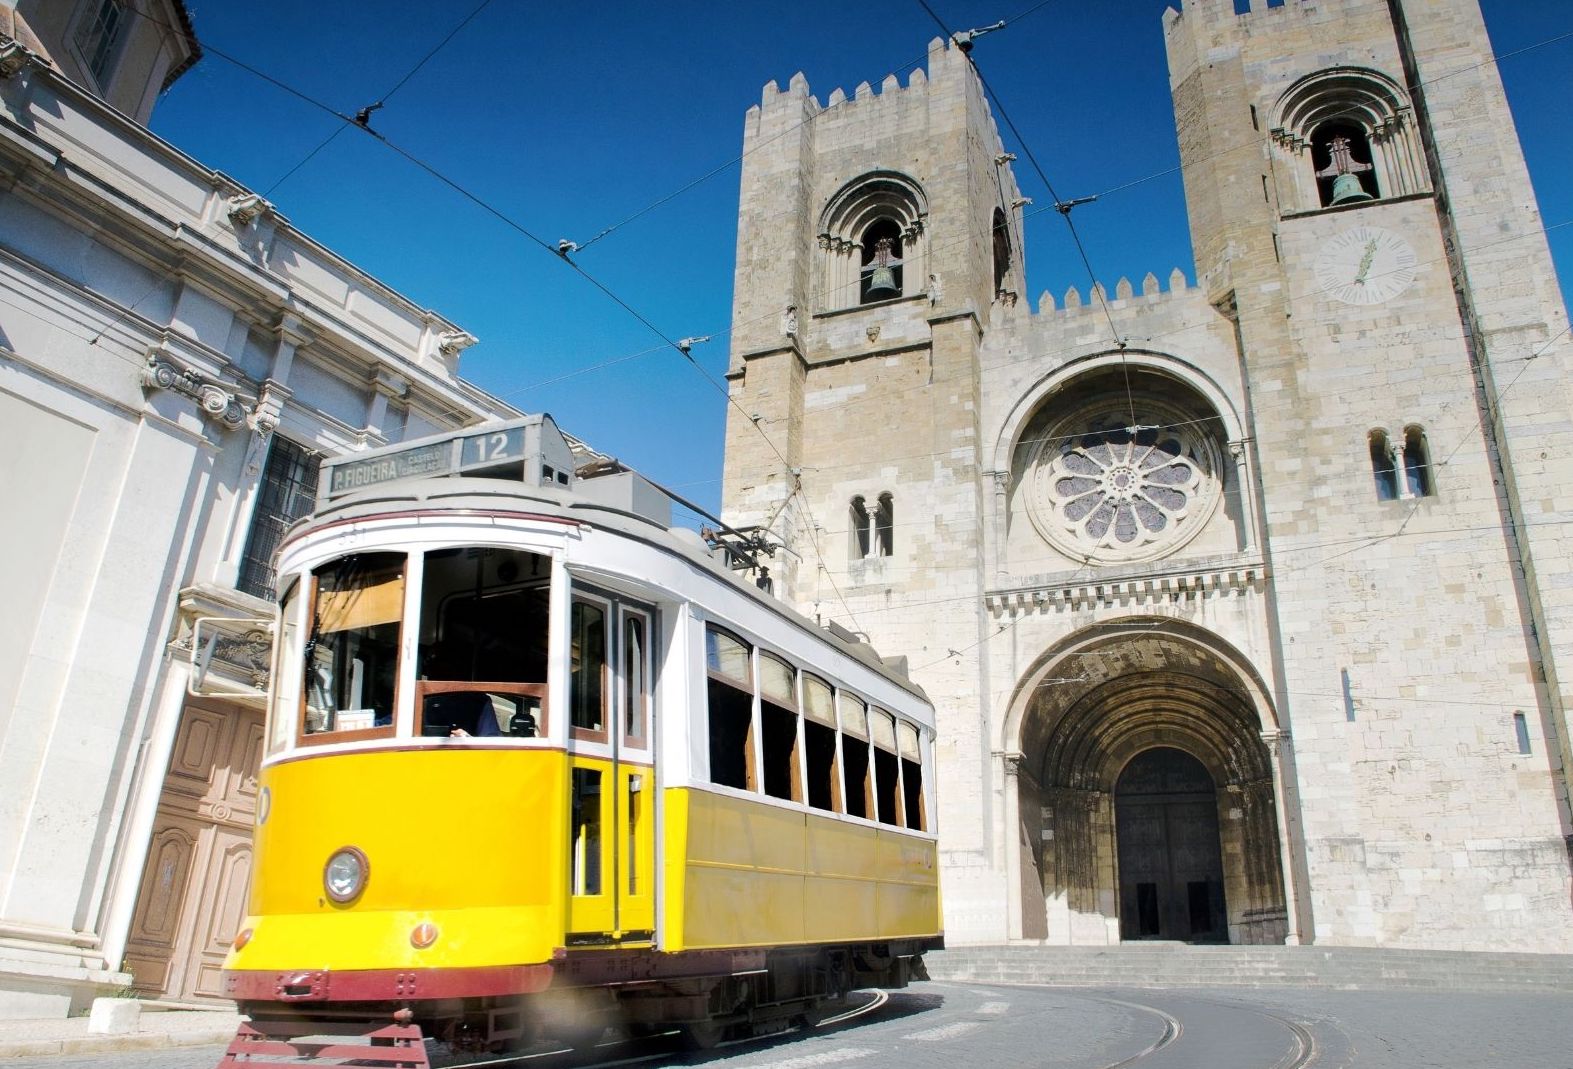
216, 415, 941, 1065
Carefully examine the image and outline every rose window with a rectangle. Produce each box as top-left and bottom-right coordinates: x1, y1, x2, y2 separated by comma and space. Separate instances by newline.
1025, 405, 1222, 563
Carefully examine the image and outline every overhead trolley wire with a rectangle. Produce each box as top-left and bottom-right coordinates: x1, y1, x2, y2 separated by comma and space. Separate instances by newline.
264, 0, 498, 196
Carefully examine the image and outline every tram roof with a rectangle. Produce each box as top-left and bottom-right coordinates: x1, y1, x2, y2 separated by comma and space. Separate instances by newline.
300, 418, 930, 707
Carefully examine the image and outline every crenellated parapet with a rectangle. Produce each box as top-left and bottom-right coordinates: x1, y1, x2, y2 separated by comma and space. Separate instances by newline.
1029, 267, 1194, 321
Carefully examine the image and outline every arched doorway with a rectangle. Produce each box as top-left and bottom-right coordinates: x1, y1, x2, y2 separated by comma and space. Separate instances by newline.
1115, 747, 1227, 942
1007, 621, 1292, 945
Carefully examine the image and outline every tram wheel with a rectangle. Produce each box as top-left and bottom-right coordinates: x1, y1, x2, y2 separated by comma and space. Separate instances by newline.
681, 1021, 725, 1050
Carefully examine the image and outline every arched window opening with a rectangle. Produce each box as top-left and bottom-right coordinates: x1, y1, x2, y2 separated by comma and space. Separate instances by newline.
1403, 425, 1433, 498
1312, 122, 1378, 206
1270, 68, 1426, 214
874, 493, 894, 556
849, 496, 870, 559
992, 207, 1011, 294
818, 171, 929, 311
859, 219, 904, 303
1369, 429, 1398, 501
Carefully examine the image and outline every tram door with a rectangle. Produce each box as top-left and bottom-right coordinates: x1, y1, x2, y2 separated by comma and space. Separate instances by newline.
567, 591, 656, 943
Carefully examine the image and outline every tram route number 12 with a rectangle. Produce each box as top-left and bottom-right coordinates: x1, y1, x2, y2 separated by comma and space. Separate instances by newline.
463, 427, 525, 467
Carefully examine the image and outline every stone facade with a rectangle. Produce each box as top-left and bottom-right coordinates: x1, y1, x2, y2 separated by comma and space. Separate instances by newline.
721, 0, 1573, 951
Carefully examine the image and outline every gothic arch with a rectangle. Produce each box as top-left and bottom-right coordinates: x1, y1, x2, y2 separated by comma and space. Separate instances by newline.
1269, 67, 1427, 212
817, 170, 930, 309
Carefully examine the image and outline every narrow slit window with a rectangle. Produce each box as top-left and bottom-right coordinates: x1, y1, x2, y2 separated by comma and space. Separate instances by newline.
803, 674, 840, 813
871, 707, 902, 826
850, 496, 870, 559
992, 207, 1011, 293
705, 627, 756, 791
839, 692, 872, 819
1369, 430, 1398, 501
1404, 426, 1433, 498
759, 653, 802, 802
875, 493, 894, 557
1514, 712, 1532, 755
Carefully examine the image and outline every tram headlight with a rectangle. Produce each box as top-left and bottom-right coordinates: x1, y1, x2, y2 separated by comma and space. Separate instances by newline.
323, 847, 368, 903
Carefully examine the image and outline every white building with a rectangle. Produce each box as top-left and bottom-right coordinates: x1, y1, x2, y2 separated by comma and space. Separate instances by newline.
0, 1, 514, 1016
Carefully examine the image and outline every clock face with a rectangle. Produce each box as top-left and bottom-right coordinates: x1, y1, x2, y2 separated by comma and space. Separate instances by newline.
1315, 225, 1418, 305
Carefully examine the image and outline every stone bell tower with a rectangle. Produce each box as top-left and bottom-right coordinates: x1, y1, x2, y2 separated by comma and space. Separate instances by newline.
720, 37, 1029, 932
1166, 0, 1573, 946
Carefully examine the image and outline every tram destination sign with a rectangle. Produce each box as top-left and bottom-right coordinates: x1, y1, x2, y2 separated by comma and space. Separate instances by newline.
325, 426, 530, 497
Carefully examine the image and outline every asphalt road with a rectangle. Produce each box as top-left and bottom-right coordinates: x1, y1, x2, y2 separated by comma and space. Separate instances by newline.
6, 980, 1571, 1068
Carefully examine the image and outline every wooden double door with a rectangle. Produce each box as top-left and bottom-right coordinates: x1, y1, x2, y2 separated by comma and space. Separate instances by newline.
124, 699, 262, 1003
1115, 747, 1228, 943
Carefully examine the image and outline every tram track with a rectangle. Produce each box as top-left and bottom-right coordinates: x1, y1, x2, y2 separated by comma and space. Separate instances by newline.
434, 984, 1330, 1069
1078, 989, 1326, 1069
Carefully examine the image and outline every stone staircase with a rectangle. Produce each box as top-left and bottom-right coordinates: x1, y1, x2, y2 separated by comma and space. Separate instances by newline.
926, 943, 1573, 993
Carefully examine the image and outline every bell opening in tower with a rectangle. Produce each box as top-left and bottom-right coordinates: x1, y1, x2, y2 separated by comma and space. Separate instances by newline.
1311, 122, 1379, 207
860, 219, 904, 303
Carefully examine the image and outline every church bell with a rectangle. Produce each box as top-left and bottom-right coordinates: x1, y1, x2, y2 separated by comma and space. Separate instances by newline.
1329, 172, 1374, 206
866, 265, 899, 298
865, 236, 900, 298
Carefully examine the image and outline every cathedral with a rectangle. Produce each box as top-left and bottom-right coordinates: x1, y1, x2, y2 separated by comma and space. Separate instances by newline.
720, 0, 1573, 949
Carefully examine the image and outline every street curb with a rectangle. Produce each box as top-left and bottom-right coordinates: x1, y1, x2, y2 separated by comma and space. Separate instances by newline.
0, 1029, 234, 1059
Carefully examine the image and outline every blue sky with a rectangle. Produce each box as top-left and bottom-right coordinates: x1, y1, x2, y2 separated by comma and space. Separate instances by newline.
149, 1, 1573, 520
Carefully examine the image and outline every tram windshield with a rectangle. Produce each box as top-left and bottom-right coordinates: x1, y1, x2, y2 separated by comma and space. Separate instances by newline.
273, 546, 553, 750
415, 547, 549, 739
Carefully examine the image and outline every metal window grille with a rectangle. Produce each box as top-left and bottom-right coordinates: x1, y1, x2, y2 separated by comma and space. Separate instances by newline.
237, 438, 320, 599
77, 0, 126, 88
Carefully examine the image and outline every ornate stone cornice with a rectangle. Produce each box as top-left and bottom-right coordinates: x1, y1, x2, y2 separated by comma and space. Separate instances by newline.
141, 340, 248, 430
985, 556, 1267, 615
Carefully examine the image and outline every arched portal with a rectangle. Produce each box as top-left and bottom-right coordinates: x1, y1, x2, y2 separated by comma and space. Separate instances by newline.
1009, 621, 1290, 945
1115, 748, 1227, 941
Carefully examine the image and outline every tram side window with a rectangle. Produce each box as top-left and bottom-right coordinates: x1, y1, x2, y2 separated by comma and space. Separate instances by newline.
871, 707, 902, 826
570, 600, 608, 736
803, 674, 841, 813
571, 768, 603, 895
416, 547, 549, 738
840, 693, 873, 819
706, 627, 756, 791
623, 612, 650, 745
304, 553, 405, 737
759, 653, 801, 802
899, 721, 926, 832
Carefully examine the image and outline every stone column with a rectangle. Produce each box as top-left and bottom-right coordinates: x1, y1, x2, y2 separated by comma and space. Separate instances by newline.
1261, 729, 1303, 944
1002, 751, 1023, 940
1229, 439, 1259, 552
986, 470, 1009, 582
1395, 439, 1413, 499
